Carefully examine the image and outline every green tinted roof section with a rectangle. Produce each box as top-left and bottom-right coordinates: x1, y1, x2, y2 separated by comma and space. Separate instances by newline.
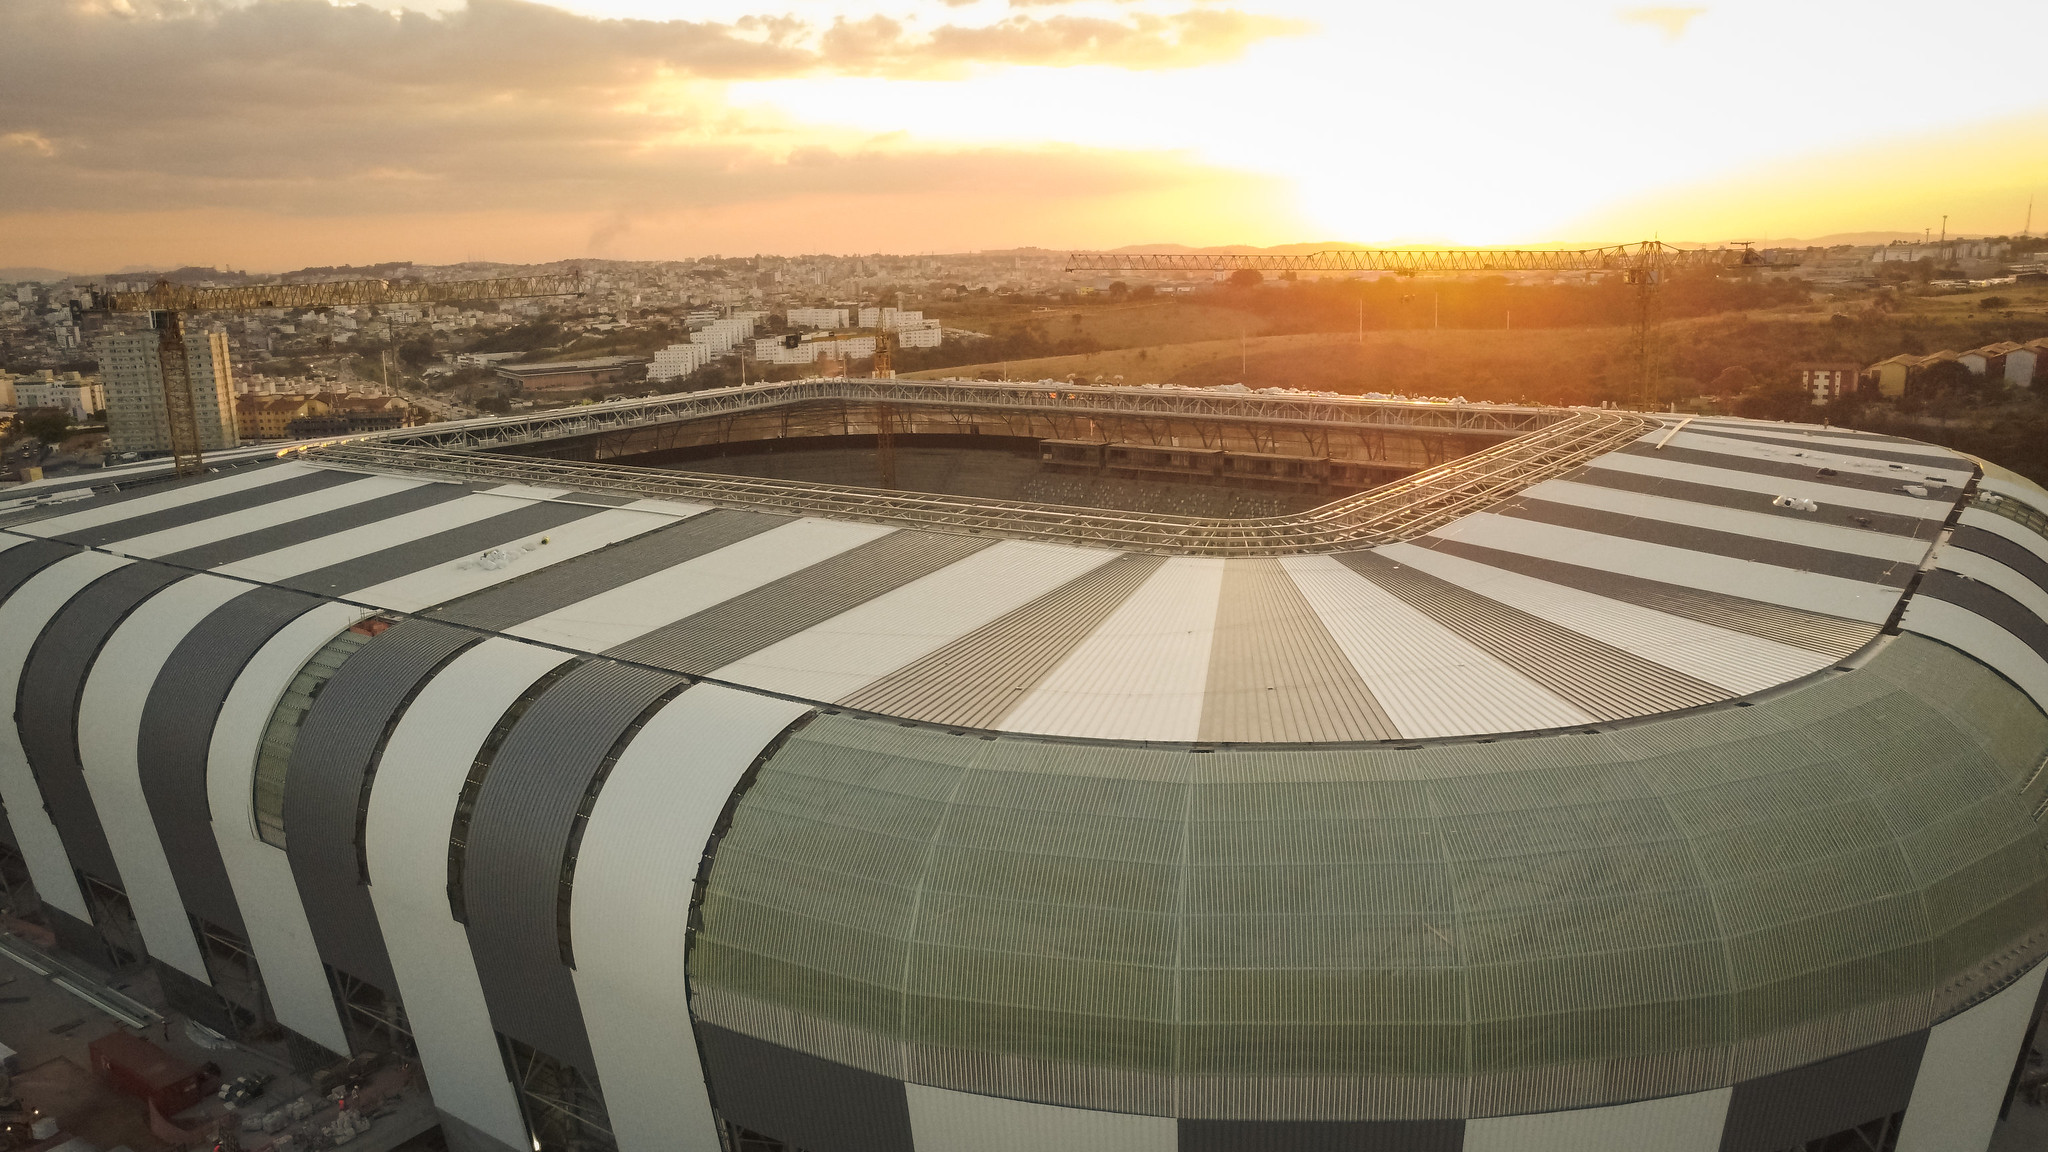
689, 632, 2048, 1121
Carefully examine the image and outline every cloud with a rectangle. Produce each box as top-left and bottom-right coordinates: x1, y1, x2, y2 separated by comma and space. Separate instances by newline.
1619, 6, 1706, 42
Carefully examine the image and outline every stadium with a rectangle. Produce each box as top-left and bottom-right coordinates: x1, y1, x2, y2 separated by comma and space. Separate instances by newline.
1, 377, 2045, 1152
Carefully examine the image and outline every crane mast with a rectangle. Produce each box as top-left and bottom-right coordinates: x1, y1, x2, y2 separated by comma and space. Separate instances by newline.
93, 273, 582, 476
1066, 241, 1765, 405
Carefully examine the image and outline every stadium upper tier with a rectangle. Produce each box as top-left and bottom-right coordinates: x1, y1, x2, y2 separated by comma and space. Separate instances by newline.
0, 386, 2044, 1152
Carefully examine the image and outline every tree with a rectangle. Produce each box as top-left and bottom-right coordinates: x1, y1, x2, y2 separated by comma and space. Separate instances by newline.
475, 395, 511, 414
20, 409, 70, 444
1228, 269, 1263, 290
1710, 366, 1757, 395
1107, 281, 1130, 302
1915, 359, 1981, 402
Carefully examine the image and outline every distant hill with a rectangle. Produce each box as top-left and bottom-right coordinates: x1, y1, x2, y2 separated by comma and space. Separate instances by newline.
0, 267, 80, 283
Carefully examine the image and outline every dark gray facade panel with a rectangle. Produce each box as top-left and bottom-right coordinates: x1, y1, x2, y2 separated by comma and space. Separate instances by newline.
461, 660, 686, 1079
154, 481, 474, 570
278, 500, 604, 598
283, 618, 479, 991
553, 491, 636, 507
696, 1023, 913, 1152
1950, 524, 2048, 597
1339, 551, 1725, 720
1566, 466, 1939, 539
438, 1110, 526, 1152
50, 468, 363, 548
136, 585, 325, 935
0, 538, 82, 604
609, 530, 996, 676
1177, 1119, 1466, 1152
0, 800, 16, 850
1685, 426, 1965, 472
1200, 558, 1399, 742
1717, 1030, 1926, 1152
17, 562, 188, 886
428, 508, 790, 632
1614, 443, 1952, 499
838, 553, 1166, 728
1499, 497, 1919, 588
42, 906, 116, 971
1415, 537, 1877, 657
1918, 570, 2048, 666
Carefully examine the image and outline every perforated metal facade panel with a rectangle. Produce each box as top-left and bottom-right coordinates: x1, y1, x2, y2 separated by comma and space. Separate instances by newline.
284, 618, 480, 989
691, 633, 2048, 1122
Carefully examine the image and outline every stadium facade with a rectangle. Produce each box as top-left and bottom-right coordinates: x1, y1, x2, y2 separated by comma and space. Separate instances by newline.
0, 381, 2044, 1152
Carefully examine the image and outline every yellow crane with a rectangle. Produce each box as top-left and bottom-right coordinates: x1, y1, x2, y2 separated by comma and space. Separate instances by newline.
1065, 241, 1771, 405
92, 273, 583, 476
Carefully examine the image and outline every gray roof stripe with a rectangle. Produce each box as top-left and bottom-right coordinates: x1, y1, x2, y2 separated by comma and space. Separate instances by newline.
1686, 426, 1964, 471
609, 530, 998, 676
428, 508, 790, 632
285, 617, 480, 991
1615, 443, 1944, 498
1338, 551, 1727, 721
462, 660, 688, 1080
1499, 497, 1919, 588
138, 585, 329, 936
1948, 525, 2048, 601
0, 460, 299, 530
1414, 537, 1877, 658
152, 480, 474, 570
1199, 558, 1399, 743
17, 562, 189, 887
277, 499, 604, 597
53, 468, 363, 548
1564, 466, 1938, 540
0, 538, 81, 605
837, 553, 1167, 728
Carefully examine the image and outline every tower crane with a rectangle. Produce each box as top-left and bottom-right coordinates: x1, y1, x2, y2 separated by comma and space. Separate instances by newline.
1065, 241, 1770, 405
90, 273, 583, 477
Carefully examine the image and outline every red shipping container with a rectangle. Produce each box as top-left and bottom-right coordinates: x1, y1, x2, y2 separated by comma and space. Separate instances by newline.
86, 1031, 207, 1117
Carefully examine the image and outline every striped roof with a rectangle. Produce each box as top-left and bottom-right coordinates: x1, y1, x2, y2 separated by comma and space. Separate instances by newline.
0, 410, 1984, 746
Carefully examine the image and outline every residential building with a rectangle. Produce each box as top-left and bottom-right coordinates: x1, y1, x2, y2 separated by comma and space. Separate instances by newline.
786, 307, 849, 329
1797, 363, 1861, 404
0, 372, 15, 408
96, 325, 239, 452
2007, 340, 2047, 389
1869, 354, 1921, 398
13, 372, 106, 421
650, 343, 714, 382
897, 321, 943, 349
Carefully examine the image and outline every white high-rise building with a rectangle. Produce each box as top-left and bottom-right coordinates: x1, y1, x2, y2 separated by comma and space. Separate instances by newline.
786, 307, 849, 330
97, 324, 239, 453
649, 342, 714, 382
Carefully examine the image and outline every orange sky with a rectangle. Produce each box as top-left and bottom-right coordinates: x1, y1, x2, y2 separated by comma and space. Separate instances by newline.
1, 0, 2042, 272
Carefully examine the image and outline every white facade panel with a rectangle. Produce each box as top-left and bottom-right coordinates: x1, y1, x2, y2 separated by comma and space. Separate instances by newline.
76, 573, 252, 982
571, 684, 813, 1152
212, 491, 544, 584
1378, 542, 1832, 694
0, 533, 32, 556
1463, 1086, 1732, 1152
10, 462, 319, 538
1586, 452, 1944, 519
1002, 557, 1226, 741
1430, 511, 1903, 624
103, 474, 423, 559
1281, 554, 1590, 738
364, 638, 570, 1152
345, 507, 685, 613
617, 497, 713, 519
1520, 479, 1934, 565
716, 541, 1116, 702
507, 518, 893, 651
207, 601, 372, 1056
905, 1083, 1177, 1152
1900, 598, 2048, 713
0, 551, 133, 920
1975, 473, 2048, 512
1896, 962, 2048, 1152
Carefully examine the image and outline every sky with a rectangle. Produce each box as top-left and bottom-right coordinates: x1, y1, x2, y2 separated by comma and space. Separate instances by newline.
1, 0, 2044, 272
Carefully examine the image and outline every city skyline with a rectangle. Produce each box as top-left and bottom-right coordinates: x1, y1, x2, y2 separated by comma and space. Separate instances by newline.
1, 0, 2044, 272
